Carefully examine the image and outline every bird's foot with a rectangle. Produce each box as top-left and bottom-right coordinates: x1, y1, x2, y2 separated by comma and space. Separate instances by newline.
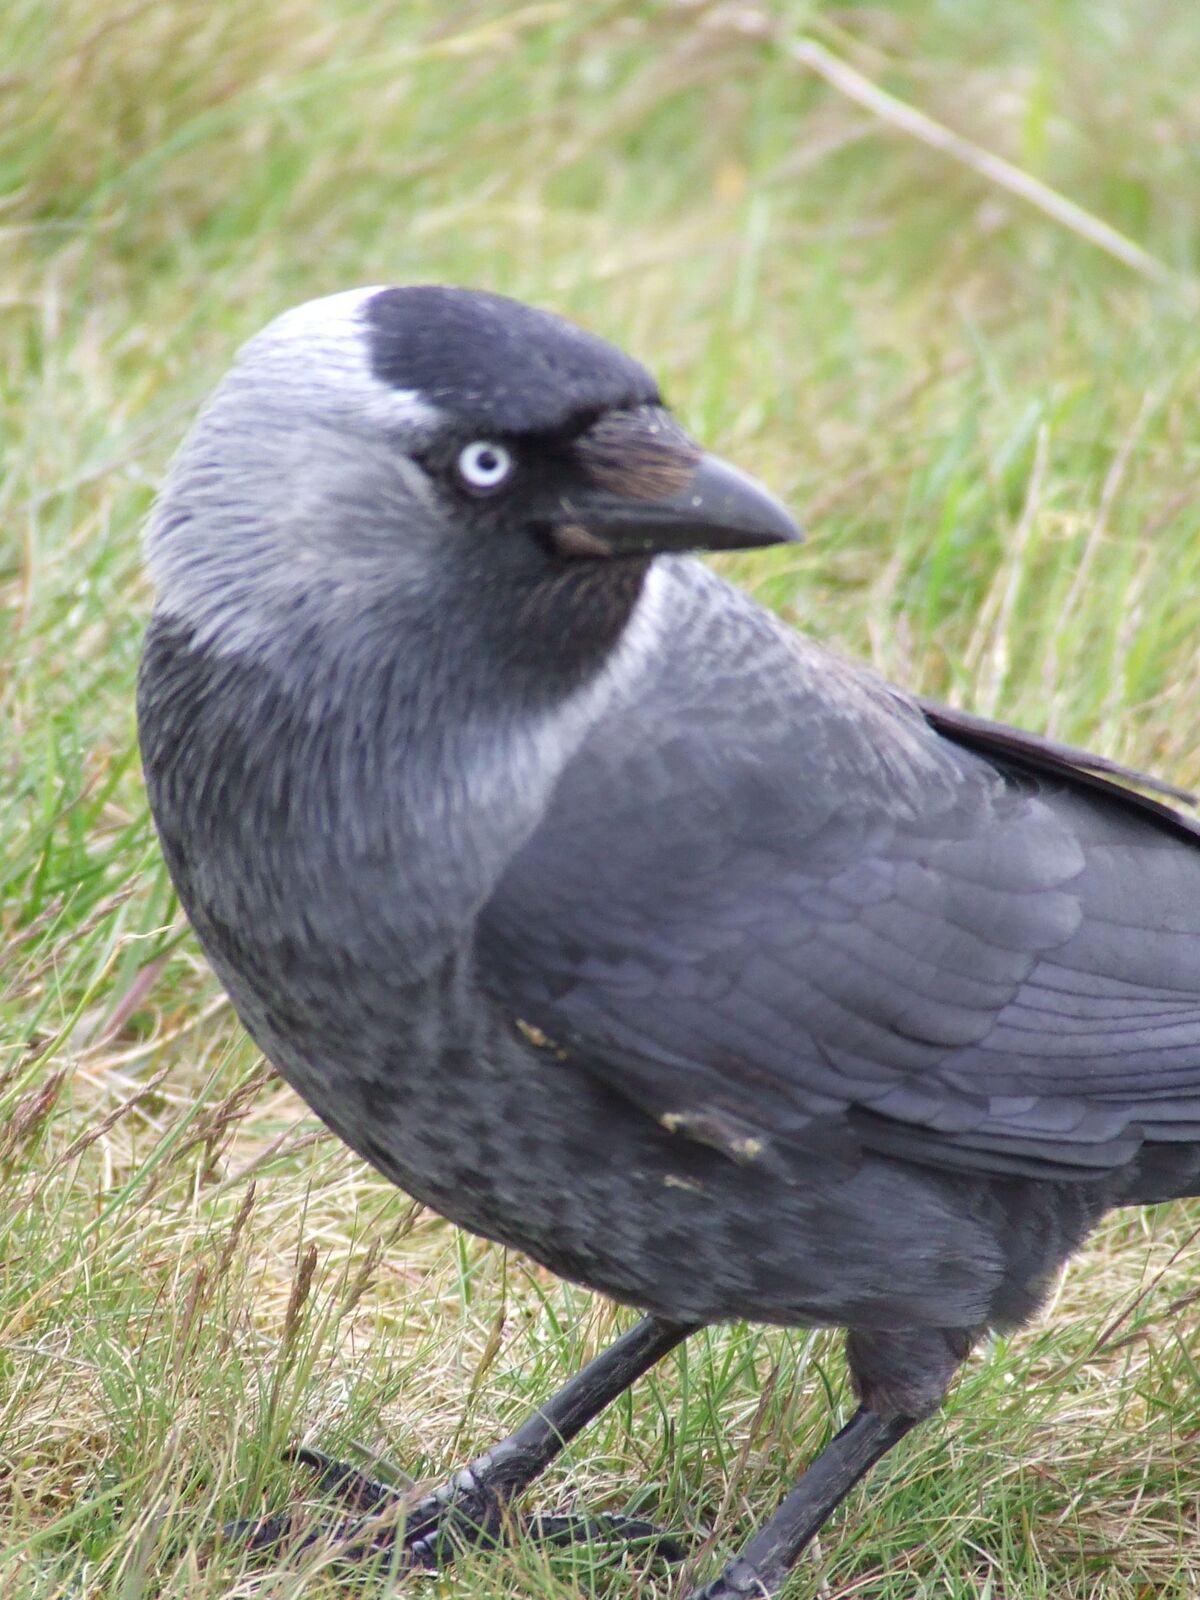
685, 1556, 773, 1598
221, 1444, 685, 1572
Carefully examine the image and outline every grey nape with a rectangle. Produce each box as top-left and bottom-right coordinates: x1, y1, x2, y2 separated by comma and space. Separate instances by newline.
138, 285, 1200, 1595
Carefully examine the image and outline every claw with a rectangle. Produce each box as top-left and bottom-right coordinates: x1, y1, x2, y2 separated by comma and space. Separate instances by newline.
525, 1510, 687, 1563
216, 1512, 298, 1555
285, 1444, 400, 1513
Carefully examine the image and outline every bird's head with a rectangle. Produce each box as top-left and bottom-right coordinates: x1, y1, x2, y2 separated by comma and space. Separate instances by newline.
145, 286, 801, 681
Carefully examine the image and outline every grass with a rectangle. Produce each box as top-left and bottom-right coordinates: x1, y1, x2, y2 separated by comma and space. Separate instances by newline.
3, 0, 1200, 1594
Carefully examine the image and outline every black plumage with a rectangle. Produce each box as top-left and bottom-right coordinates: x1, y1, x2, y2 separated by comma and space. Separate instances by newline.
137, 285, 1200, 1595
366, 285, 660, 431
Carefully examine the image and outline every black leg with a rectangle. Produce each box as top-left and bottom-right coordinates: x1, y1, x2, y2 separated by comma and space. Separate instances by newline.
686, 1406, 917, 1599
231, 1313, 696, 1568
454, 1312, 697, 1498
396, 1311, 696, 1566
684, 1323, 974, 1598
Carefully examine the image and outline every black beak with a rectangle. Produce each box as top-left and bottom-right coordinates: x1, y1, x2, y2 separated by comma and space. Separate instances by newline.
551, 451, 803, 560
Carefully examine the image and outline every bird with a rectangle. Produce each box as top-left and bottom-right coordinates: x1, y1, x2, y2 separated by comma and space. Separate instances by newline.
138, 284, 1200, 1597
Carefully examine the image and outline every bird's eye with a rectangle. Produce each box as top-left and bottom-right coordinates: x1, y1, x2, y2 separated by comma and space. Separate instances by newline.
456, 440, 515, 494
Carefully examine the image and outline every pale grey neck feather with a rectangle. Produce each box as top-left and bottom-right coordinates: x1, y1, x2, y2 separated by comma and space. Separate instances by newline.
144, 287, 444, 656
374, 559, 674, 900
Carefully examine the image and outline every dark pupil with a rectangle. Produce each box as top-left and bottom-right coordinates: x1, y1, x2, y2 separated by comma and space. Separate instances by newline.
476, 450, 498, 474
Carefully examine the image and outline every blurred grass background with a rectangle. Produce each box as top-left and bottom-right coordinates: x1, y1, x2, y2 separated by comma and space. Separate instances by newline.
4, 2, 1200, 1596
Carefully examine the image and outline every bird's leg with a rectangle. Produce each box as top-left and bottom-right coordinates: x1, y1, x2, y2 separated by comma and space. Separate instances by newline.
233, 1313, 696, 1568
349, 1310, 695, 1566
685, 1406, 917, 1598
684, 1325, 974, 1599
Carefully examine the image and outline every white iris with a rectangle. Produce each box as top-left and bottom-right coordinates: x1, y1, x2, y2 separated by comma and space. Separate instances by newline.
457, 440, 514, 492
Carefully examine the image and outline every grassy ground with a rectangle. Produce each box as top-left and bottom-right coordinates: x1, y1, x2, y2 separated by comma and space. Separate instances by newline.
4, 1, 1200, 1595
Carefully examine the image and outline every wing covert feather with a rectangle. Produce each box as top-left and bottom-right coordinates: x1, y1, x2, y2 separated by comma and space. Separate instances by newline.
477, 565, 1200, 1183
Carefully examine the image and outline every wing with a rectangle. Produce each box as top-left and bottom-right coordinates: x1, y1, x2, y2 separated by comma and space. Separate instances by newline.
476, 563, 1200, 1188
914, 694, 1200, 828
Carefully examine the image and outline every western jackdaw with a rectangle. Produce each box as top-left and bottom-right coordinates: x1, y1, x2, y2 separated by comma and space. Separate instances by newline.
138, 286, 1200, 1597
